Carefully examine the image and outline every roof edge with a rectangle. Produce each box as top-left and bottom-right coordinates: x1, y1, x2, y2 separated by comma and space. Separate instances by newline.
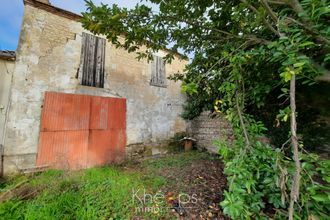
24, 0, 82, 21
0, 51, 16, 61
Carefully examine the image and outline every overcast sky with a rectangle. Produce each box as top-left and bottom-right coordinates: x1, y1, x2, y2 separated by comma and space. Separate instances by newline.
0, 0, 154, 51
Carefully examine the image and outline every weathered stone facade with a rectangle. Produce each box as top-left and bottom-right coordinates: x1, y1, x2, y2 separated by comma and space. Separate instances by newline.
1, 1, 187, 174
0, 57, 15, 174
0, 59, 14, 144
188, 111, 233, 154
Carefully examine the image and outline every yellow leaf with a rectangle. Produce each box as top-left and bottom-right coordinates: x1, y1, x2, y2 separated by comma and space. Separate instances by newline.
283, 114, 288, 122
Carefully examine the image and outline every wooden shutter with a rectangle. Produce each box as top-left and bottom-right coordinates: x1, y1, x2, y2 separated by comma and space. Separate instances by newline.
79, 33, 106, 88
150, 55, 166, 87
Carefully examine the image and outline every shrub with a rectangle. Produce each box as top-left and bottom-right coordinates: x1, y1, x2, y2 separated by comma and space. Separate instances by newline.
217, 133, 330, 219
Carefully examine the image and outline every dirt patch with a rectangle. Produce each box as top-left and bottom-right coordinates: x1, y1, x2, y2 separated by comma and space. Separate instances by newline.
155, 157, 229, 219
0, 181, 43, 202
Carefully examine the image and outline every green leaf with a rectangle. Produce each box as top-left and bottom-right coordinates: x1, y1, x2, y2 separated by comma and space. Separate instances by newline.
283, 114, 288, 122
323, 176, 330, 183
298, 41, 315, 48
293, 62, 305, 68
280, 71, 292, 82
311, 194, 328, 202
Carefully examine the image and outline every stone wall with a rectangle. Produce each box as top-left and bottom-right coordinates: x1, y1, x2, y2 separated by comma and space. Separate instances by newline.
0, 59, 15, 175
2, 3, 187, 174
0, 59, 14, 146
188, 111, 233, 154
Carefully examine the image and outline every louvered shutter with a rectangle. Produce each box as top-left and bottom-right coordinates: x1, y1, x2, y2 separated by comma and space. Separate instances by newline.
79, 33, 106, 88
150, 55, 166, 87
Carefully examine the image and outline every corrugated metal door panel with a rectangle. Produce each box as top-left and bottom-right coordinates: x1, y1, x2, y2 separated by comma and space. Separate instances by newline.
37, 93, 127, 170
87, 129, 126, 167
36, 131, 89, 170
88, 130, 114, 167
108, 98, 126, 129
41, 92, 91, 132
109, 128, 126, 161
90, 96, 108, 130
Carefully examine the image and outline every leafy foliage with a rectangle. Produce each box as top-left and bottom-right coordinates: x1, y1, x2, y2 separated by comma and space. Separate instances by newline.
216, 119, 330, 219
82, 0, 329, 118
81, 0, 330, 218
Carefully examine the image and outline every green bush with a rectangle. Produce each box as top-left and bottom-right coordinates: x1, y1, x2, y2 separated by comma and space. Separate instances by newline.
217, 131, 330, 219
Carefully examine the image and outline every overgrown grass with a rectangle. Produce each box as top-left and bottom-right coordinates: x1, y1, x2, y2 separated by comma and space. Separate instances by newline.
0, 152, 208, 219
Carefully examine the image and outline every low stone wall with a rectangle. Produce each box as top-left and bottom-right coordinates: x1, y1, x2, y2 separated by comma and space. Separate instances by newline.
188, 111, 233, 154
126, 141, 175, 161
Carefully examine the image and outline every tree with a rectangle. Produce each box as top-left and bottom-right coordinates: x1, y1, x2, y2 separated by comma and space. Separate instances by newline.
82, 0, 330, 219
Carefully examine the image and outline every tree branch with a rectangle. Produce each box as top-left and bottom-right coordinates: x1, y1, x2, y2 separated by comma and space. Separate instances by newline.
158, 14, 271, 44
157, 15, 236, 38
261, 0, 278, 22
267, 0, 287, 5
287, 0, 330, 48
241, 0, 280, 36
236, 94, 251, 148
288, 74, 301, 220
284, 17, 330, 47
288, 0, 306, 18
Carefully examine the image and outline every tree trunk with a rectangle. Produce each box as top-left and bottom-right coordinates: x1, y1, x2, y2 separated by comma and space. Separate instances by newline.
236, 94, 250, 148
288, 74, 301, 220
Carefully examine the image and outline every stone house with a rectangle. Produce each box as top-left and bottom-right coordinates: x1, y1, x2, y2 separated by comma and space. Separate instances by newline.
0, 0, 187, 175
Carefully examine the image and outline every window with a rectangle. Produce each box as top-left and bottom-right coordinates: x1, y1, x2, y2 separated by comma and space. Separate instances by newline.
79, 32, 106, 88
150, 55, 166, 87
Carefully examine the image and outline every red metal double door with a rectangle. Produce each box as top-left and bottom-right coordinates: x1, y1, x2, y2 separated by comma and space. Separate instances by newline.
36, 92, 126, 170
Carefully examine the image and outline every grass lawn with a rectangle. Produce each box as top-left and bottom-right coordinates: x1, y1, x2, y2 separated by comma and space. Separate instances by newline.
0, 151, 227, 219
